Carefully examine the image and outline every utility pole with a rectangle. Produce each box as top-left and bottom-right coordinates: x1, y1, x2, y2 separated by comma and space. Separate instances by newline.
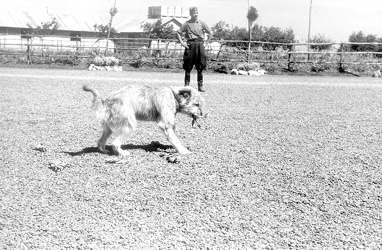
247, 0, 251, 63
307, 0, 312, 59
105, 0, 117, 55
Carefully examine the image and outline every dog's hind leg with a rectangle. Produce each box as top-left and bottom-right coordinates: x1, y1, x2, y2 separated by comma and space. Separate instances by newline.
98, 124, 112, 154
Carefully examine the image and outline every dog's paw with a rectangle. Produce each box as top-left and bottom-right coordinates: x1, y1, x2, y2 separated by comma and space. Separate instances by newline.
166, 155, 181, 164
178, 149, 191, 154
105, 158, 129, 164
99, 148, 110, 154
117, 150, 131, 158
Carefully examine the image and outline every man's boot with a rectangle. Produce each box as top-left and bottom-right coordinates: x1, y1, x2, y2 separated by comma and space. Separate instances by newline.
197, 71, 205, 92
198, 80, 205, 92
184, 71, 191, 86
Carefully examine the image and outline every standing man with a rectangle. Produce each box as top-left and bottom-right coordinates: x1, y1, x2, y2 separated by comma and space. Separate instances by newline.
176, 6, 212, 92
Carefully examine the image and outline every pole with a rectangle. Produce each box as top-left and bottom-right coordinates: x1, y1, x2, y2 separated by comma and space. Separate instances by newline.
105, 0, 117, 55
247, 0, 251, 63
307, 0, 312, 60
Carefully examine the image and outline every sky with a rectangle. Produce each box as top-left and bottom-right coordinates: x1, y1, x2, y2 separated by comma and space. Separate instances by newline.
3, 0, 382, 42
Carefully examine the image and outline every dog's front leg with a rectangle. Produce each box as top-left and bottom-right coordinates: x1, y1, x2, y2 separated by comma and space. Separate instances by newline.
162, 126, 191, 154
111, 128, 131, 157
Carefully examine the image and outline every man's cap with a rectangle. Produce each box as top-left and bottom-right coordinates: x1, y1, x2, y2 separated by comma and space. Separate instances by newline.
189, 6, 198, 14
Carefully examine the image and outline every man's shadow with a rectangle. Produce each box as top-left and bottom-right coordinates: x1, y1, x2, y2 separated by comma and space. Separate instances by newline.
64, 141, 173, 157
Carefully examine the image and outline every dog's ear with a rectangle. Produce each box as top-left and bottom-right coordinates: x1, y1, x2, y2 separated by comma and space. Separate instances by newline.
171, 87, 195, 107
178, 89, 191, 99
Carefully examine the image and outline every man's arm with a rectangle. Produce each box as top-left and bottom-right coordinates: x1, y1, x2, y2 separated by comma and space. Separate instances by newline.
176, 31, 189, 49
176, 25, 189, 49
201, 21, 213, 46
205, 29, 213, 45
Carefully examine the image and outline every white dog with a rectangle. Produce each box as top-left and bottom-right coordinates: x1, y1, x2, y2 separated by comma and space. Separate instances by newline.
83, 85, 205, 156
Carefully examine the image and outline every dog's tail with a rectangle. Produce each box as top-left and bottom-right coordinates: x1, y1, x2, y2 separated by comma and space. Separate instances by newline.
83, 85, 104, 114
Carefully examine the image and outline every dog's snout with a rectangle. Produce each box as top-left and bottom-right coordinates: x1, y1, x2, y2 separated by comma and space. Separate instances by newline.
192, 109, 203, 119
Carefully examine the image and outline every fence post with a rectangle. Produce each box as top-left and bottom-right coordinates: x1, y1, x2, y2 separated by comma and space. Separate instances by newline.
26, 37, 31, 65
287, 52, 292, 71
216, 43, 224, 60
339, 42, 344, 71
75, 35, 79, 59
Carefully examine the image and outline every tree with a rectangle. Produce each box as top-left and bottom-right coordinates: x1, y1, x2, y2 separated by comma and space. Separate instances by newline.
141, 20, 175, 39
247, 6, 259, 30
363, 34, 378, 51
22, 17, 59, 64
251, 25, 295, 50
211, 21, 230, 40
309, 34, 333, 51
247, 6, 259, 58
105, 5, 118, 54
94, 24, 117, 38
228, 26, 249, 41
209, 21, 297, 51
251, 24, 264, 42
348, 31, 365, 51
226, 26, 248, 48
24, 18, 59, 37
376, 37, 382, 54
348, 31, 379, 52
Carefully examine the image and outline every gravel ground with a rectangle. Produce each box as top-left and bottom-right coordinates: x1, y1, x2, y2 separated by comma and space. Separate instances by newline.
1, 67, 382, 249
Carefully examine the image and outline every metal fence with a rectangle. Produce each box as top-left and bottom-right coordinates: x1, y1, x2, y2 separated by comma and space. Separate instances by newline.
1, 34, 382, 67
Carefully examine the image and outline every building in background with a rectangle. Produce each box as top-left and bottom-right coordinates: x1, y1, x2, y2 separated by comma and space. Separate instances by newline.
0, 6, 190, 52
114, 5, 189, 38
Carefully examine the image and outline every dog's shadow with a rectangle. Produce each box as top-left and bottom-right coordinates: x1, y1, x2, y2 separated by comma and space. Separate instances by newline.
64, 141, 174, 157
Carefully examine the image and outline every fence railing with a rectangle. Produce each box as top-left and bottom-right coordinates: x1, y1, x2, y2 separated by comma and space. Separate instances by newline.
1, 34, 382, 67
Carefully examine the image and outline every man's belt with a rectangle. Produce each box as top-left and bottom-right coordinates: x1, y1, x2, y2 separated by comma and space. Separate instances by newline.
187, 38, 204, 42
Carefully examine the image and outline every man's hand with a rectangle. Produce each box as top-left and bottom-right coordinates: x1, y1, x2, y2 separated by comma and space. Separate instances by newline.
182, 41, 189, 49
